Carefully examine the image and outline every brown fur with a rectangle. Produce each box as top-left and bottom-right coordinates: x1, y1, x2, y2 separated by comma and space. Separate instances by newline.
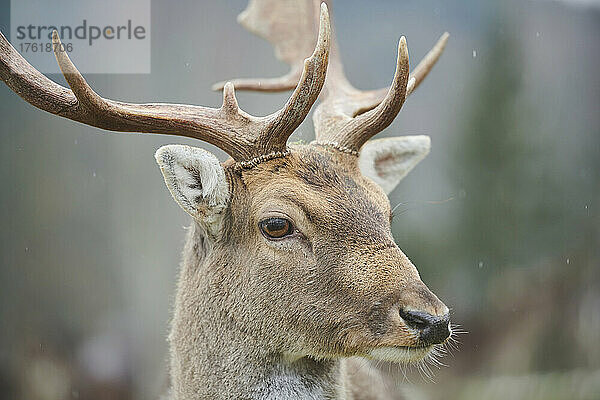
167, 144, 448, 399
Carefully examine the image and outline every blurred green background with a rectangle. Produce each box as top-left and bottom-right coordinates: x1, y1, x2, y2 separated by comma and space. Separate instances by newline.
0, 0, 598, 399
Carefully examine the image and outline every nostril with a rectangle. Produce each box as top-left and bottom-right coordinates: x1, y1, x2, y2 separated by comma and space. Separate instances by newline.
399, 309, 451, 345
399, 309, 429, 330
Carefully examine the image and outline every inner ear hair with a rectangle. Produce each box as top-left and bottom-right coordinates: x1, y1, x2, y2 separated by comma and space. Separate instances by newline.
155, 145, 230, 221
358, 136, 431, 194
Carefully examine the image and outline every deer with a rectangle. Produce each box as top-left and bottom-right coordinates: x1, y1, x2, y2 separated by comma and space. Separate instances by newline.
0, 1, 453, 399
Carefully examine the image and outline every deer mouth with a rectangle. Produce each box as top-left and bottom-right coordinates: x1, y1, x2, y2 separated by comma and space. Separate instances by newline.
367, 345, 433, 364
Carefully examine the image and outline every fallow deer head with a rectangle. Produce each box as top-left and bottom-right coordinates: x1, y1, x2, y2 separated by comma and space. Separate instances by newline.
0, 1, 453, 392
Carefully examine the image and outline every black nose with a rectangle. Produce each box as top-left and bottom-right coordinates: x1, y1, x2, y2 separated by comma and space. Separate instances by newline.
399, 309, 450, 345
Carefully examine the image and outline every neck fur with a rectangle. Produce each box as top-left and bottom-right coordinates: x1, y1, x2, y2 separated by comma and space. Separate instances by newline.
166, 221, 343, 399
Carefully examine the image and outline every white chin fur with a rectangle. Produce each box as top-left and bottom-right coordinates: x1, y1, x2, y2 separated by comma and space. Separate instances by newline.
367, 346, 433, 364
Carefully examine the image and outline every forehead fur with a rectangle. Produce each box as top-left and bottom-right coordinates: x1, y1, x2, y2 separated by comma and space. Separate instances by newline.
235, 145, 386, 200
230, 144, 393, 245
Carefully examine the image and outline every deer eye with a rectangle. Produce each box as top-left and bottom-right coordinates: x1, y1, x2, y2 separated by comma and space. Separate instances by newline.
259, 217, 294, 239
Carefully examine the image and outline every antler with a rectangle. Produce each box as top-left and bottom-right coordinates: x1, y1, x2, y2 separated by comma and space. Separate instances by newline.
215, 0, 449, 152
212, 0, 317, 92
0, 4, 331, 162
313, 36, 410, 151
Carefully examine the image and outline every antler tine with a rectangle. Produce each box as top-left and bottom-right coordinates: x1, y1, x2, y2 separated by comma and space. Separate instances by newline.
0, 5, 330, 162
212, 68, 300, 93
1, 31, 78, 118
259, 2, 330, 152
407, 32, 449, 95
318, 36, 410, 150
362, 32, 450, 104
212, 0, 321, 93
51, 31, 111, 112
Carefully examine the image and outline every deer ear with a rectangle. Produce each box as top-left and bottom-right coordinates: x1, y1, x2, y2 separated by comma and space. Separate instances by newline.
358, 136, 431, 195
155, 145, 229, 223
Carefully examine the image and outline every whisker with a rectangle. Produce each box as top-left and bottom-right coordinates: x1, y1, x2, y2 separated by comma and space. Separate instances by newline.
390, 196, 456, 221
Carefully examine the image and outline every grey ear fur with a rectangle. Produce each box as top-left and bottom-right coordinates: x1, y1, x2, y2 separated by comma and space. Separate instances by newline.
155, 145, 229, 234
358, 136, 431, 195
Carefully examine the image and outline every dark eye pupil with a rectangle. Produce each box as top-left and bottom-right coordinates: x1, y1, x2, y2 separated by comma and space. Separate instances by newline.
261, 218, 292, 238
